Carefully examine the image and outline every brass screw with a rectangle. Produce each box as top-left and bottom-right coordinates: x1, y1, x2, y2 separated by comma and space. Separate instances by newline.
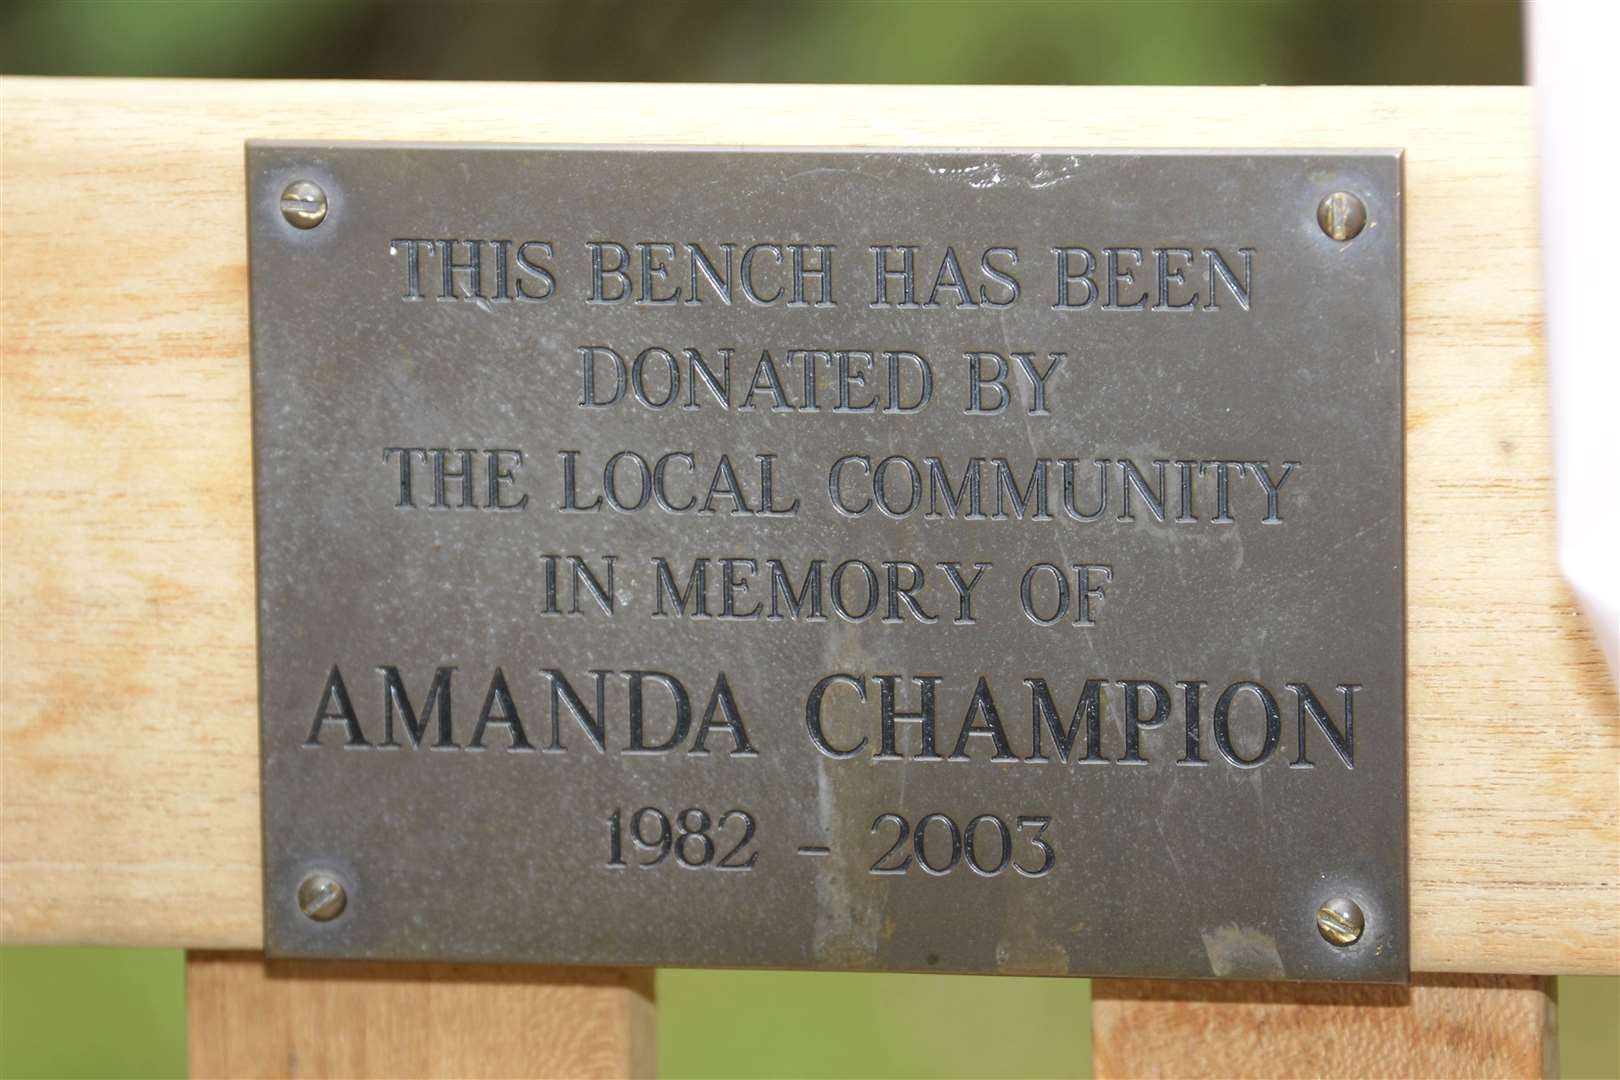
1316, 191, 1367, 242
297, 872, 347, 922
1316, 896, 1365, 946
280, 180, 328, 230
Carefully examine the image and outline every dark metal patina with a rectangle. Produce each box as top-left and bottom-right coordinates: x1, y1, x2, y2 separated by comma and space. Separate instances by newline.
249, 143, 1406, 982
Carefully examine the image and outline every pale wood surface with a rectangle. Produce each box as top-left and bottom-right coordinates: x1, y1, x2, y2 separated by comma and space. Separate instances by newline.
186, 952, 655, 1079
2, 78, 1616, 973
1092, 974, 1557, 1079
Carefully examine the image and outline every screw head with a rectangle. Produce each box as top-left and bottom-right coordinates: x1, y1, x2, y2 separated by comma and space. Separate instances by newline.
1316, 896, 1365, 946
280, 180, 328, 230
1316, 191, 1367, 242
297, 872, 347, 922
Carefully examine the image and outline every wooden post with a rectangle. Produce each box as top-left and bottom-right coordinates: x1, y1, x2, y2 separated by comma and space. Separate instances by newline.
1092, 975, 1558, 1079
186, 953, 654, 1079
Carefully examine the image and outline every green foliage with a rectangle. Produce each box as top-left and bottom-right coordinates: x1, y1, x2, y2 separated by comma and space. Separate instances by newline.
1, 0, 1520, 84
657, 969, 1090, 1079
0, 949, 185, 1080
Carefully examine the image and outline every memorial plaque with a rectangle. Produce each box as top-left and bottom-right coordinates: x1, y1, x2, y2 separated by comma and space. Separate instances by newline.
250, 144, 1405, 982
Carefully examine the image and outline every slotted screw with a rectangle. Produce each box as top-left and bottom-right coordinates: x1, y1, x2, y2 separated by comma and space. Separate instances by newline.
1316, 191, 1367, 241
1316, 896, 1365, 946
297, 872, 347, 922
280, 180, 328, 230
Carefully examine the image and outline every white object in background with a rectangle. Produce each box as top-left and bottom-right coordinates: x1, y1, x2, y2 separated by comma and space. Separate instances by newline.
1530, 0, 1620, 682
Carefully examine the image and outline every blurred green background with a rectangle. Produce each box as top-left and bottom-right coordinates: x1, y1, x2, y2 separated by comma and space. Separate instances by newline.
1, 2, 1614, 1077
0, 0, 1523, 83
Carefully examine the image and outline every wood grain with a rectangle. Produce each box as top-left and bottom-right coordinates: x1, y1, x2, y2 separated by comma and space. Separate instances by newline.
1092, 975, 1557, 1079
2, 77, 1616, 973
186, 952, 654, 1079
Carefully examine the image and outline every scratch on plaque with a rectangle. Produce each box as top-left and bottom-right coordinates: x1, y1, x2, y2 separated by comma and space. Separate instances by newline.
1017, 394, 1073, 574
784, 167, 865, 184
1025, 153, 1085, 190
925, 161, 1006, 189
925, 156, 1089, 191
996, 888, 1072, 975
810, 626, 884, 967
1200, 924, 1285, 979
1153, 808, 1186, 882
995, 937, 1070, 976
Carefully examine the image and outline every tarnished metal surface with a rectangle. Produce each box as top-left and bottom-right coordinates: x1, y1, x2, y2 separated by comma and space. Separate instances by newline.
249, 143, 1406, 981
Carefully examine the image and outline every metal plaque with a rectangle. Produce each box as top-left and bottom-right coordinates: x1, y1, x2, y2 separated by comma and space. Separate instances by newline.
250, 143, 1405, 982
